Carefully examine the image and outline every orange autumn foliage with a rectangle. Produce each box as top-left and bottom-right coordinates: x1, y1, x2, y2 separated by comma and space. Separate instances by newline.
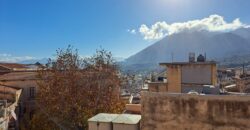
30, 46, 125, 130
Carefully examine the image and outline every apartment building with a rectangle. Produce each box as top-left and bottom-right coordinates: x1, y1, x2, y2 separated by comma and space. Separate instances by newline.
148, 54, 218, 94
0, 63, 40, 129
0, 84, 22, 130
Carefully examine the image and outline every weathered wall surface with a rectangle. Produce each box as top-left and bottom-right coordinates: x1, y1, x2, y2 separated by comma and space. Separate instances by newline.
181, 64, 212, 84
167, 65, 181, 93
148, 82, 168, 92
141, 92, 250, 130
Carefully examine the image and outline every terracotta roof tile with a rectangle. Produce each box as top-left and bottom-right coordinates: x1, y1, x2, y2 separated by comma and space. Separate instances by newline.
0, 63, 27, 69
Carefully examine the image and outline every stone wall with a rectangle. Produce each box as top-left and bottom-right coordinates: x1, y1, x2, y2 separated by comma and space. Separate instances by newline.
141, 92, 250, 130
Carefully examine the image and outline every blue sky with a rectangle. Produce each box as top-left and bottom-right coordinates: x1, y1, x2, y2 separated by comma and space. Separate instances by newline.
0, 0, 250, 62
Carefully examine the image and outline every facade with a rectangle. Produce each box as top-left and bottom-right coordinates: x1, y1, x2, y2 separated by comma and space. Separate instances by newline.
141, 92, 250, 130
0, 71, 38, 129
162, 61, 217, 93
125, 104, 141, 114
148, 61, 217, 93
0, 63, 41, 129
0, 85, 22, 130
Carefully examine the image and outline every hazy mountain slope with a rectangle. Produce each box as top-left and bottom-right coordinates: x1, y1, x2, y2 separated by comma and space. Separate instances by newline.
232, 28, 250, 40
219, 54, 250, 67
124, 29, 250, 71
126, 31, 209, 65
19, 58, 48, 64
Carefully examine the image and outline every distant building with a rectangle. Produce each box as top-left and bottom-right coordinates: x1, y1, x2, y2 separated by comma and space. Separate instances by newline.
148, 54, 218, 94
217, 68, 235, 83
0, 63, 28, 75
0, 63, 42, 75
235, 75, 250, 93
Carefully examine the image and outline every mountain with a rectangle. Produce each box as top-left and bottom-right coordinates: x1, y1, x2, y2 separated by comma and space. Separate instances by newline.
124, 28, 250, 71
232, 28, 250, 41
19, 58, 49, 64
219, 54, 250, 67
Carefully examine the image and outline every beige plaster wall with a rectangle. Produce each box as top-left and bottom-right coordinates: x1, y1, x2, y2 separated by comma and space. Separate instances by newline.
167, 65, 181, 93
141, 92, 250, 130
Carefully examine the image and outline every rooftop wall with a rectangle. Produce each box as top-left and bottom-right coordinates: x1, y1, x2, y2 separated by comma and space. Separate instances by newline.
148, 82, 168, 92
181, 64, 212, 84
141, 92, 250, 130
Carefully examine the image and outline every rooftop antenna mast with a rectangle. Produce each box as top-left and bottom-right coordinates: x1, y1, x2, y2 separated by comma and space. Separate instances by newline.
204, 52, 207, 61
171, 52, 174, 63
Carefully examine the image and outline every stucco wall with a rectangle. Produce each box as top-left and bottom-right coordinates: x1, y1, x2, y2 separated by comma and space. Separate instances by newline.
88, 122, 112, 130
181, 64, 212, 84
167, 65, 181, 93
148, 82, 168, 92
141, 92, 250, 130
113, 124, 140, 130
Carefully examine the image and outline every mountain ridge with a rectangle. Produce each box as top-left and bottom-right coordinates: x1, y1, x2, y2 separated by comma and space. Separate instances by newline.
124, 28, 250, 71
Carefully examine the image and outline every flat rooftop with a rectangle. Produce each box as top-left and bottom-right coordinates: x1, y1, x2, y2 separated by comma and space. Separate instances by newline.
88, 113, 119, 123
160, 61, 216, 66
88, 113, 141, 124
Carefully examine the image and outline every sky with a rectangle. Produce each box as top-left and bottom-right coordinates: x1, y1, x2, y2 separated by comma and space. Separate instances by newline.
0, 0, 250, 62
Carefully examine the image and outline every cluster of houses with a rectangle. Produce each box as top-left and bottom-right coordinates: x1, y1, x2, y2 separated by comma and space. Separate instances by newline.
0, 53, 250, 130
88, 53, 250, 130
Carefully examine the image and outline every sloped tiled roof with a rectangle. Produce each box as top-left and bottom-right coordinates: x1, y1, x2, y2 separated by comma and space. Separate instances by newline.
0, 63, 27, 69
0, 72, 38, 80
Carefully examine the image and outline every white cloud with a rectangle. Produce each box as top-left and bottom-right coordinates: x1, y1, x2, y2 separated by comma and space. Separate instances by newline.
0, 53, 12, 57
139, 14, 249, 40
0, 53, 36, 63
127, 29, 137, 34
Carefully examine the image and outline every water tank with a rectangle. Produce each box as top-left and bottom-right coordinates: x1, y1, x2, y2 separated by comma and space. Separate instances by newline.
88, 113, 119, 130
197, 54, 205, 62
189, 52, 195, 62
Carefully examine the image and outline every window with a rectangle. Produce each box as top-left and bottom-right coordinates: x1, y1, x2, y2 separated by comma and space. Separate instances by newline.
29, 87, 35, 99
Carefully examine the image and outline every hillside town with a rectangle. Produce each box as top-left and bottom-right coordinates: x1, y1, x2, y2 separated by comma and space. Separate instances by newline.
1, 0, 250, 130
0, 52, 249, 130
